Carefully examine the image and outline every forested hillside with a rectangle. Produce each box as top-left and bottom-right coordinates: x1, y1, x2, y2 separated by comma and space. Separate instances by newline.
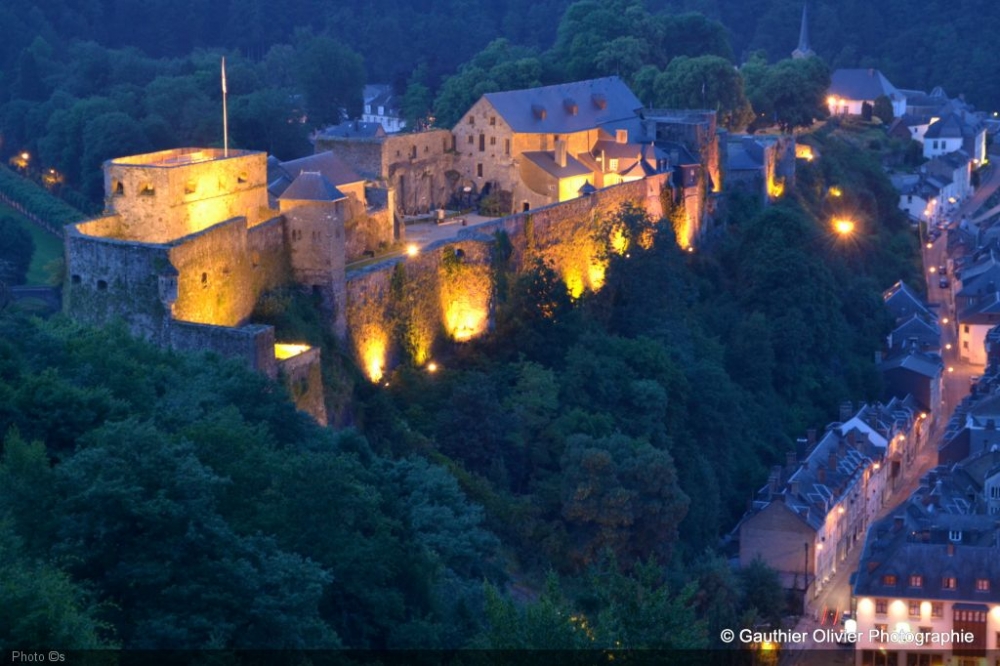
0, 119, 922, 648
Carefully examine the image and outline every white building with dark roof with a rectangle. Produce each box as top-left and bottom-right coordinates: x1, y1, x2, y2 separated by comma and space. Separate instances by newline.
853, 460, 1000, 666
827, 69, 907, 118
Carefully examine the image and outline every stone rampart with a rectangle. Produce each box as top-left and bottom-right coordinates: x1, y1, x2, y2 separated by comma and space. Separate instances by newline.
64, 227, 173, 343
278, 347, 328, 425
344, 176, 668, 380
169, 321, 277, 378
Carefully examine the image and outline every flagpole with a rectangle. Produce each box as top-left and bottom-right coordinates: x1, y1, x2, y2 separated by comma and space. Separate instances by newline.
222, 57, 229, 157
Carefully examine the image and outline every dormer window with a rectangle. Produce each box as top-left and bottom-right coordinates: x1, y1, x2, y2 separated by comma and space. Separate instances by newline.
908, 575, 923, 588
949, 530, 962, 542
976, 578, 990, 592
882, 574, 897, 586
942, 576, 957, 590
990, 486, 1000, 499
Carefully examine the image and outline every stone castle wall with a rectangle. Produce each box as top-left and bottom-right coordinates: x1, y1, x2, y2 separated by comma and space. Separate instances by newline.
316, 130, 458, 215
64, 228, 173, 343
167, 217, 257, 327
104, 150, 270, 244
343, 176, 668, 380
278, 347, 328, 426
169, 321, 277, 377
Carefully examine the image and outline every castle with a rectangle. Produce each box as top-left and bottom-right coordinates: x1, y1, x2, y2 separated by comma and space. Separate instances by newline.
63, 78, 785, 422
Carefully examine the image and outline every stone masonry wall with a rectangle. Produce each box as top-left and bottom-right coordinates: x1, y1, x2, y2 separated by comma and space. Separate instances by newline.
169, 321, 277, 378
168, 217, 256, 327
344, 176, 668, 380
64, 228, 173, 343
278, 347, 328, 425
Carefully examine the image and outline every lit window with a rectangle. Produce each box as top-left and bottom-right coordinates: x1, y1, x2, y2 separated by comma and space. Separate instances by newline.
931, 603, 943, 617
909, 575, 923, 588
609, 158, 619, 171
874, 623, 888, 641
908, 601, 921, 617
876, 599, 888, 614
882, 575, 897, 586
949, 530, 962, 542
942, 577, 957, 590
977, 578, 990, 592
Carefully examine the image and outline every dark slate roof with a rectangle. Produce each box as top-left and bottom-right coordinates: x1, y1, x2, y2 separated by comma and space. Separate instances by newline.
782, 429, 878, 527
727, 140, 763, 171
318, 121, 387, 139
829, 68, 903, 101
880, 348, 943, 379
883, 280, 933, 322
959, 292, 1000, 325
659, 140, 699, 166
521, 151, 593, 178
480, 77, 641, 134
279, 171, 346, 202
925, 113, 964, 139
269, 151, 363, 198
592, 138, 648, 160
854, 484, 1000, 602
890, 314, 941, 349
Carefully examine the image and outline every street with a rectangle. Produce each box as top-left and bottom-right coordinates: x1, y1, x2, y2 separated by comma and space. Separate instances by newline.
781, 153, 1000, 666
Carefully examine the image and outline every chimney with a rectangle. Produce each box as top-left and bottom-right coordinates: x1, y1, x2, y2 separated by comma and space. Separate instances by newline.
532, 104, 547, 120
555, 139, 567, 168
828, 452, 838, 471
563, 98, 578, 115
847, 430, 856, 447
790, 480, 800, 496
869, 68, 875, 77
591, 93, 607, 110
947, 542, 955, 556
893, 516, 904, 531
616, 128, 628, 144
840, 401, 854, 422
769, 466, 782, 497
786, 450, 798, 469
807, 429, 817, 446
817, 465, 826, 484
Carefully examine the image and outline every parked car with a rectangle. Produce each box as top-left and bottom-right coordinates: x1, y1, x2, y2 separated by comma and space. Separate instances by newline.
938, 265, 947, 276
939, 277, 949, 289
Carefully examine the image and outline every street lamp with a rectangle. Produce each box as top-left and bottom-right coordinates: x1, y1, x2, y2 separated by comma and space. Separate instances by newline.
833, 218, 855, 236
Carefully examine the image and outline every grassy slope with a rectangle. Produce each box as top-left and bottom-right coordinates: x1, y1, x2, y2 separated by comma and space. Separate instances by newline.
2, 203, 63, 285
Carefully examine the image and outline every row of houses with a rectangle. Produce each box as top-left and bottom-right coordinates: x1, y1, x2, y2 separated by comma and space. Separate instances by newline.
736, 275, 941, 610
851, 322, 1000, 665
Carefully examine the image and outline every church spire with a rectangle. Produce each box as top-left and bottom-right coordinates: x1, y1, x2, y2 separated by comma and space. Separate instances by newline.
792, 2, 814, 59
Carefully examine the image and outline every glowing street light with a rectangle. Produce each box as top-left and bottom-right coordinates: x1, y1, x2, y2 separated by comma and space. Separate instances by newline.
426, 361, 438, 373
406, 243, 419, 257
833, 218, 855, 236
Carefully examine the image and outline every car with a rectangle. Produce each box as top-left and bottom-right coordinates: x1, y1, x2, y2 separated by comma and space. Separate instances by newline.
938, 265, 947, 276
939, 277, 949, 289
838, 611, 857, 644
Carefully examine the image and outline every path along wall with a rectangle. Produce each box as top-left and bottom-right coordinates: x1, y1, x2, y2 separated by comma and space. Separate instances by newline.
344, 175, 669, 381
